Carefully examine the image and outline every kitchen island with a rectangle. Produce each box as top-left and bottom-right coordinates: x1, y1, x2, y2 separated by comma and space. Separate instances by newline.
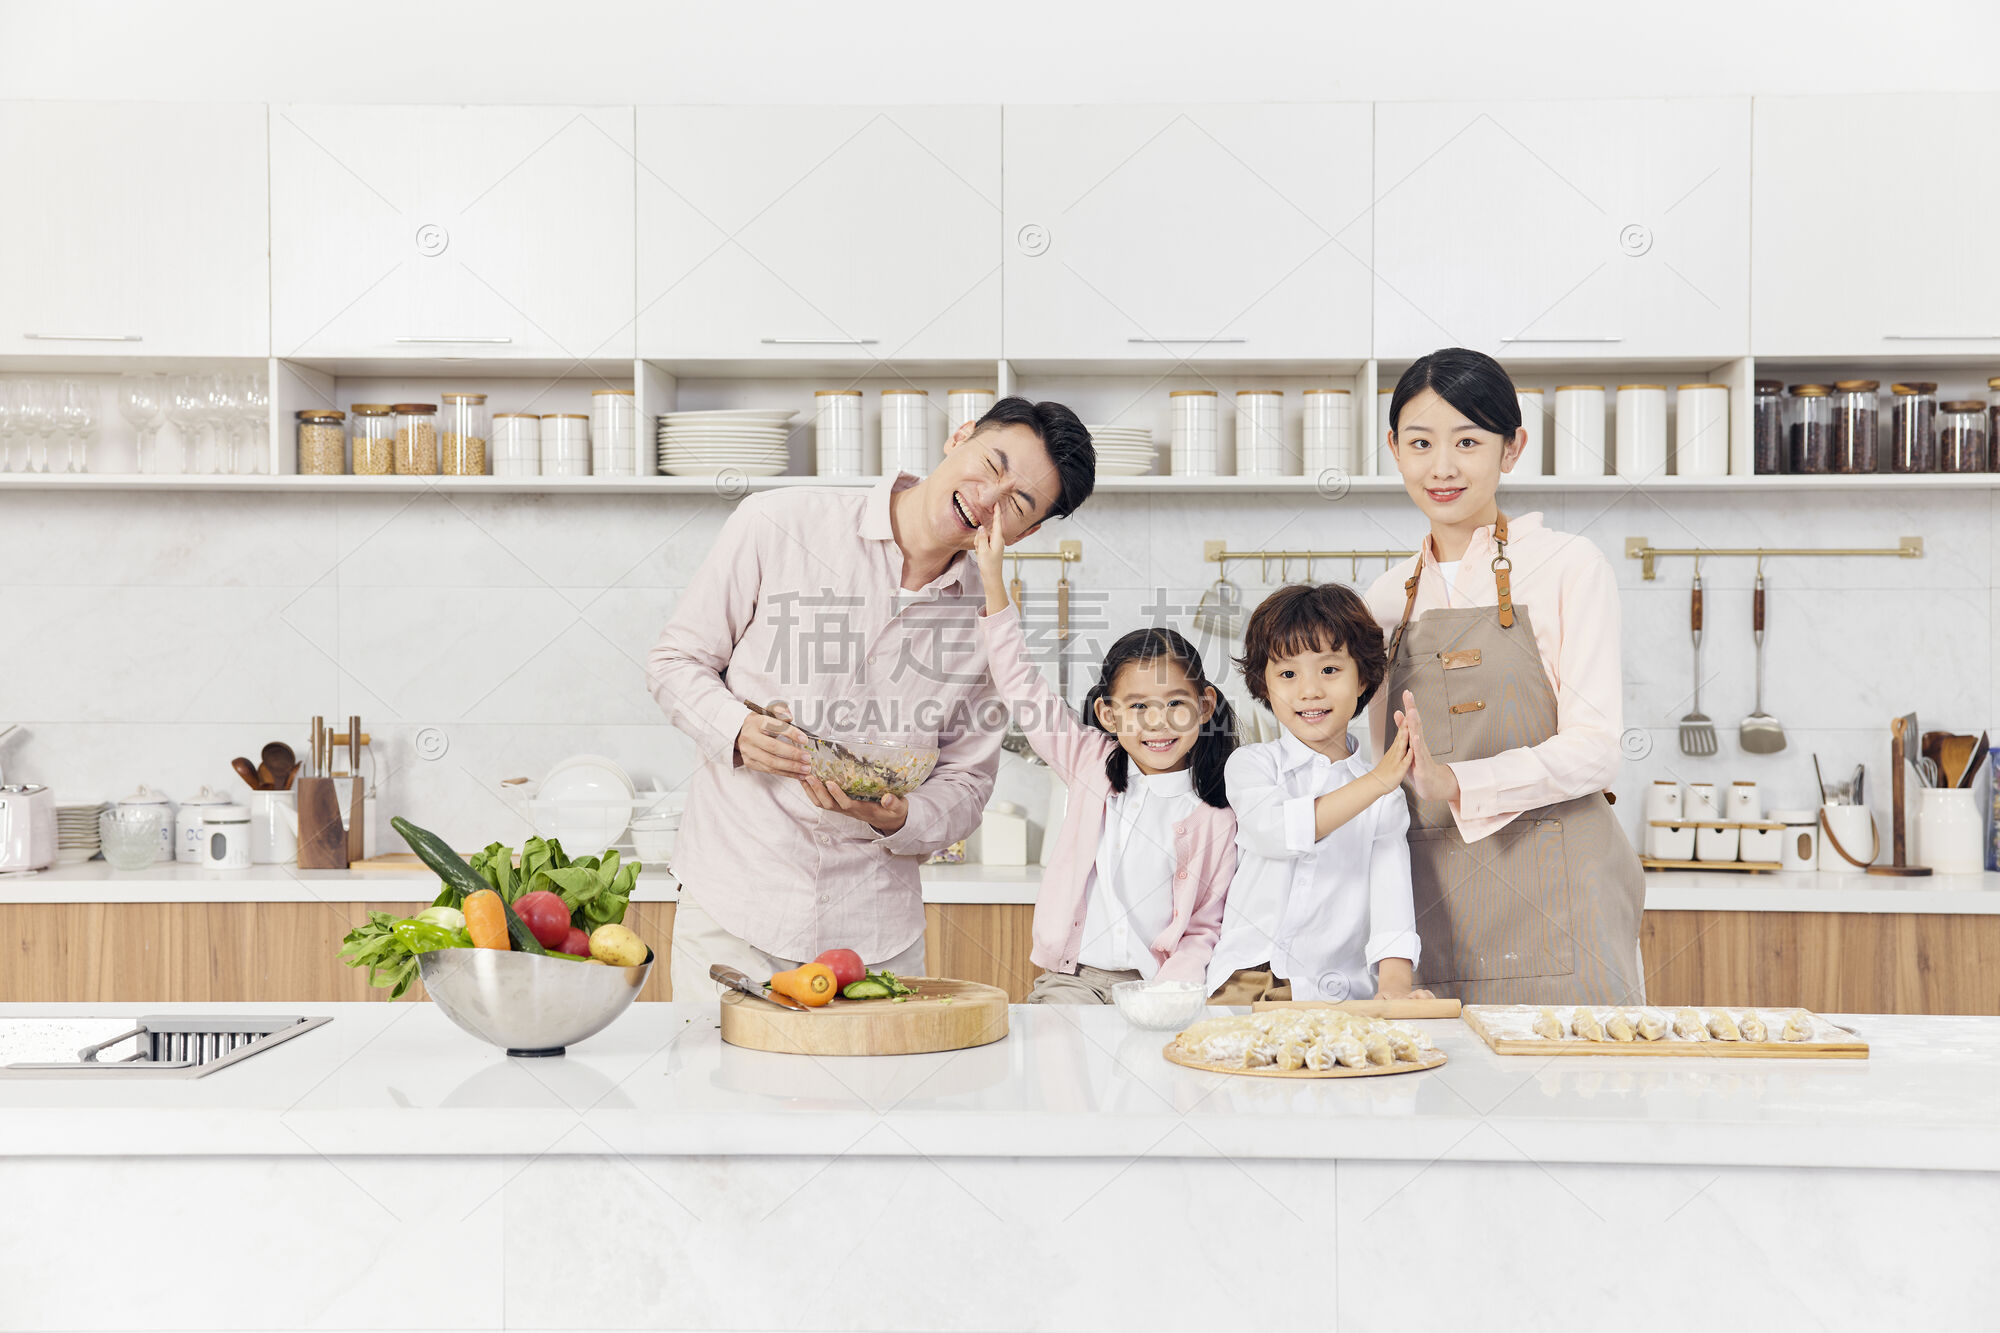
3, 1001, 1996, 1330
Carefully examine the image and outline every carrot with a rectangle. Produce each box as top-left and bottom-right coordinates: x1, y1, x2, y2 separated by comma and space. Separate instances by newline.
463, 889, 511, 951
770, 962, 837, 1007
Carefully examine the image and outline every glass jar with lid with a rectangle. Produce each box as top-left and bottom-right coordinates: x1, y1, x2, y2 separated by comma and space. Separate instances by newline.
1753, 379, 1784, 474
439, 392, 488, 476
1889, 383, 1937, 472
1988, 378, 2000, 467
393, 403, 438, 475
296, 409, 346, 475
1829, 379, 1878, 473
1786, 384, 1832, 474
349, 404, 395, 476
1939, 400, 1989, 472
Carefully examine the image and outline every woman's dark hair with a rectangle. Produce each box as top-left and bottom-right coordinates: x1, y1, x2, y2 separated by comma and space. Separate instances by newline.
972, 396, 1096, 521
1387, 347, 1522, 440
1234, 583, 1389, 712
1082, 627, 1236, 809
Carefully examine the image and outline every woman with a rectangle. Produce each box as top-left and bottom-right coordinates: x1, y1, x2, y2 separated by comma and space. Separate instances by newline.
1363, 348, 1645, 1005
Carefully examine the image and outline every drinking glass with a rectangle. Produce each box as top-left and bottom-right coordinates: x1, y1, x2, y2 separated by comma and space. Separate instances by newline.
240, 372, 269, 474
207, 373, 241, 474
119, 374, 168, 473
18, 378, 55, 473
58, 379, 97, 473
168, 374, 208, 474
0, 379, 18, 473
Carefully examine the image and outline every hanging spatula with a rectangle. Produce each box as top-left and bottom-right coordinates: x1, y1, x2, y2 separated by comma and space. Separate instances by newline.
1679, 572, 1717, 757
1740, 570, 1786, 753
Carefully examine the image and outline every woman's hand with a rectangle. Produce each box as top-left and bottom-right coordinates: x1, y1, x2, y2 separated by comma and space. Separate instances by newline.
974, 521, 1011, 617
799, 776, 910, 835
1393, 689, 1461, 804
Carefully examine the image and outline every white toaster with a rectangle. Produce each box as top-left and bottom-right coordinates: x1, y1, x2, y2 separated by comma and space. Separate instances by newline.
0, 784, 56, 872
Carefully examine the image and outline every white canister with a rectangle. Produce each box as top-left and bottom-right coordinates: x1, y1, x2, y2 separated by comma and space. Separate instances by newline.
591, 390, 636, 476
1170, 389, 1219, 477
1513, 387, 1547, 477
1234, 389, 1288, 477
248, 790, 298, 865
1676, 383, 1731, 477
1642, 780, 1691, 859
175, 786, 230, 863
1916, 788, 1984, 874
1735, 779, 1777, 862
880, 388, 934, 476
1553, 385, 1607, 476
1817, 804, 1876, 874
1728, 780, 1761, 822
946, 388, 995, 442
492, 413, 540, 477
975, 801, 1029, 866
540, 414, 590, 474
1772, 810, 1819, 870
116, 785, 176, 863
1616, 384, 1668, 480
201, 804, 253, 870
1302, 388, 1354, 474
815, 389, 864, 477
1687, 782, 1737, 862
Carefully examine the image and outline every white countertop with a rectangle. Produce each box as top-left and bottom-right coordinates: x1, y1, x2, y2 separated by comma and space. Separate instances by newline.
2, 1001, 1994, 1172
7, 859, 1999, 912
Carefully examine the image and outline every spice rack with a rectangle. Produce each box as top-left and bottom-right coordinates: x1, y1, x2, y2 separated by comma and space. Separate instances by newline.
1640, 819, 1784, 873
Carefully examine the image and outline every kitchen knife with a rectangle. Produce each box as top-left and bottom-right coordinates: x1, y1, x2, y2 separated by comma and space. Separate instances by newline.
710, 963, 811, 1012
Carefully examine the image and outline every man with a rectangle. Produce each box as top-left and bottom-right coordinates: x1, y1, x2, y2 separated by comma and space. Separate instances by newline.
647, 397, 1096, 997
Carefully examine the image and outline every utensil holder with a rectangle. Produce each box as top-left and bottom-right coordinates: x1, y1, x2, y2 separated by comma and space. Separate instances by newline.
1915, 788, 1984, 873
295, 776, 350, 870
1817, 804, 1876, 874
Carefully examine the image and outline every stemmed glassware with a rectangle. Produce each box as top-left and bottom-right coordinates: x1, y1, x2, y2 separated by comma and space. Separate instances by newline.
239, 372, 269, 474
0, 380, 18, 473
119, 374, 169, 473
207, 373, 242, 474
168, 374, 208, 474
57, 379, 97, 472
18, 379, 55, 473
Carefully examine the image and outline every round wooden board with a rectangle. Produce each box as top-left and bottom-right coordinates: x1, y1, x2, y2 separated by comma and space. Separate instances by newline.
1162, 1044, 1448, 1078
720, 976, 1009, 1056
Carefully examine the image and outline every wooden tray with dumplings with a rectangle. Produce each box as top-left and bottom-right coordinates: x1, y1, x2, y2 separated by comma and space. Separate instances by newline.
1461, 1005, 1867, 1059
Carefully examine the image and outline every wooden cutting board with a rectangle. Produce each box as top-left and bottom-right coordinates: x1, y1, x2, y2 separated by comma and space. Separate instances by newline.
1251, 998, 1462, 1019
1163, 1044, 1447, 1079
719, 976, 1009, 1056
1462, 1005, 1868, 1059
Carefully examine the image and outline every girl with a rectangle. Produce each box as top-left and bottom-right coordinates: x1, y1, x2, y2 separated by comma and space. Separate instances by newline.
972, 521, 1238, 1003
1206, 582, 1429, 1005
1365, 347, 1646, 1005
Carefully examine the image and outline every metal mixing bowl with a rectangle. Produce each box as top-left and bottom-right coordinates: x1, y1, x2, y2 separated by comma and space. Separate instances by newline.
418, 947, 652, 1057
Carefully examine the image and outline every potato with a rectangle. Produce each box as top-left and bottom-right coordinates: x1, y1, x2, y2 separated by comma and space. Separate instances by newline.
588, 923, 648, 967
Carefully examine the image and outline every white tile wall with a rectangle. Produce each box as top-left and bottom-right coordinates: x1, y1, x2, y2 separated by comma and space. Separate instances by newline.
0, 486, 1968, 854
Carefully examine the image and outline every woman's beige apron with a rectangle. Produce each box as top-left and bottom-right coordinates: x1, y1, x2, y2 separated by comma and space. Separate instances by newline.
1383, 515, 1647, 1006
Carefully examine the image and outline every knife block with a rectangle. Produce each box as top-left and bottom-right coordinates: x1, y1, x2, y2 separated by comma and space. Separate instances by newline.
296, 776, 350, 870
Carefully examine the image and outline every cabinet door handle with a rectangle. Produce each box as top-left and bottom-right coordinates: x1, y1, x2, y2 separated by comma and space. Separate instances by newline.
1883, 333, 2000, 341
1127, 337, 1248, 345
23, 332, 143, 342
393, 336, 514, 344
759, 337, 880, 346
1500, 336, 1622, 344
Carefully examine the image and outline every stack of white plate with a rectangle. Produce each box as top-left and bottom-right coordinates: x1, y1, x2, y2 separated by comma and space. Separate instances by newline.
1088, 425, 1159, 477
56, 802, 107, 864
656, 409, 798, 477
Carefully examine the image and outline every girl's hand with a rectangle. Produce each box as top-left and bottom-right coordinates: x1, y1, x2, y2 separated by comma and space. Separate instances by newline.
1393, 689, 1461, 804
1369, 720, 1412, 795
973, 521, 1010, 616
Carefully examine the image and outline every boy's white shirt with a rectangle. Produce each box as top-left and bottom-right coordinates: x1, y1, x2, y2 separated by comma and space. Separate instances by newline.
1205, 725, 1421, 1001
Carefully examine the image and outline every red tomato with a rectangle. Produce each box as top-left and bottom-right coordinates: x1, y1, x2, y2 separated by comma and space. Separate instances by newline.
514, 891, 573, 950
813, 948, 865, 989
561, 927, 591, 957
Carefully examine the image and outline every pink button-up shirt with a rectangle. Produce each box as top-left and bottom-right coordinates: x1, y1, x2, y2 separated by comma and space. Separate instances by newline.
646, 475, 1001, 960
977, 604, 1236, 983
1363, 512, 1624, 844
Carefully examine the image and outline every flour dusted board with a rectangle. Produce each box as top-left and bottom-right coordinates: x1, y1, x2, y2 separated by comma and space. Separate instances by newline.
1462, 1005, 1867, 1059
719, 977, 1008, 1056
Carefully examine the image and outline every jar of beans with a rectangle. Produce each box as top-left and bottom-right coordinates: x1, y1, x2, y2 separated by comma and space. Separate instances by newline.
439, 392, 488, 476
1829, 380, 1878, 473
393, 403, 439, 475
1889, 383, 1937, 472
1939, 400, 1989, 472
296, 409, 346, 475
1988, 378, 2000, 467
1753, 379, 1785, 474
350, 404, 395, 476
1786, 384, 1832, 474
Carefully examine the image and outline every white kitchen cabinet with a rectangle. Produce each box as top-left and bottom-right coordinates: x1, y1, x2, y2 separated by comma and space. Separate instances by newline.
271, 105, 634, 361
1372, 99, 1750, 362
0, 102, 268, 358
1003, 104, 1373, 364
1753, 94, 2000, 358
636, 106, 1000, 363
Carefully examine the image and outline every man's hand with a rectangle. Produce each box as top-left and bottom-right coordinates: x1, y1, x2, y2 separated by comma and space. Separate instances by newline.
1393, 689, 1461, 805
735, 701, 813, 778
799, 776, 910, 835
974, 521, 1010, 616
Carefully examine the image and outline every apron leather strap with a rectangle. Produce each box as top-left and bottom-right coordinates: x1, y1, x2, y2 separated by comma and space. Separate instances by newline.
1389, 512, 1516, 657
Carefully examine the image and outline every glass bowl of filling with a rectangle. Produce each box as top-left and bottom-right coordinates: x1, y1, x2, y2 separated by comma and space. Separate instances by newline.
806, 737, 939, 802
1111, 979, 1211, 1030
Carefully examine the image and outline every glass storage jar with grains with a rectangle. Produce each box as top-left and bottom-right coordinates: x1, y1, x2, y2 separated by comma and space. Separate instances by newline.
1890, 383, 1937, 473
1753, 379, 1784, 474
1787, 384, 1831, 474
440, 393, 488, 476
1939, 400, 1989, 472
1829, 380, 1878, 473
296, 409, 346, 475
393, 403, 438, 475
350, 404, 394, 476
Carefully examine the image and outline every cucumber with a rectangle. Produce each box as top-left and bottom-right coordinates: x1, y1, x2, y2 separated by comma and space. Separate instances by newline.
842, 978, 893, 1000
393, 816, 547, 955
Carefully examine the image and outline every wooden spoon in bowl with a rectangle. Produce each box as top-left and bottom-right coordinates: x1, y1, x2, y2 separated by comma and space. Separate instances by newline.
261, 741, 298, 792
231, 756, 265, 791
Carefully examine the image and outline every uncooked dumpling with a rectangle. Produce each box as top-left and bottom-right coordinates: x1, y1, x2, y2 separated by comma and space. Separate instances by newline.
1781, 1010, 1814, 1043
1706, 1010, 1741, 1041
1672, 1008, 1708, 1041
1362, 1030, 1397, 1066
1329, 1034, 1369, 1068
1385, 1024, 1431, 1063
1635, 1010, 1668, 1041
1572, 1007, 1606, 1041
1738, 1011, 1769, 1042
1532, 1007, 1567, 1041
1604, 1010, 1637, 1041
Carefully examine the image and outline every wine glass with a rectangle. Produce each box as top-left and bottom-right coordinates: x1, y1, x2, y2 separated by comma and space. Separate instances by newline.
167, 374, 207, 474
0, 379, 18, 473
207, 373, 241, 474
58, 379, 97, 473
119, 374, 168, 473
18, 379, 54, 473
239, 372, 269, 474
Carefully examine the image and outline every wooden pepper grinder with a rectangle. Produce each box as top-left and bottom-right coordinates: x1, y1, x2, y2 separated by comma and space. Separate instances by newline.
344, 716, 365, 863
297, 715, 350, 870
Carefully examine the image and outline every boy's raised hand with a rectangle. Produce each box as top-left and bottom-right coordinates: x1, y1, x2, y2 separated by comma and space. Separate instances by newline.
973, 521, 1011, 616
1369, 718, 1412, 795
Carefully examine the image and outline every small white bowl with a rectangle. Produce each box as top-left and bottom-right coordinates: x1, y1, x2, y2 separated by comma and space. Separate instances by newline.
631, 827, 677, 865
1111, 979, 1210, 1030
